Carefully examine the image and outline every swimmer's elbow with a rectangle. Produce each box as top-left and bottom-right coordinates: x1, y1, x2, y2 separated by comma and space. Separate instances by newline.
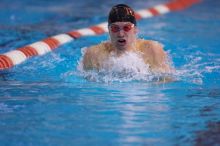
83, 49, 99, 70
82, 50, 92, 70
152, 61, 174, 74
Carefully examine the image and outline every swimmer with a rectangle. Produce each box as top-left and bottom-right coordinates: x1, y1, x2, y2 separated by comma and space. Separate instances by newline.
83, 4, 173, 73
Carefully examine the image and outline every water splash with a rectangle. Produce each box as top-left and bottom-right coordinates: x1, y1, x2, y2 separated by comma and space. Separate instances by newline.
62, 45, 220, 84
173, 48, 220, 85
75, 48, 173, 83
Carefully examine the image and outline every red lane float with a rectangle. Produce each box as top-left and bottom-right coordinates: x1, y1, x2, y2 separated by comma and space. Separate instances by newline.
0, 0, 201, 70
0, 55, 13, 69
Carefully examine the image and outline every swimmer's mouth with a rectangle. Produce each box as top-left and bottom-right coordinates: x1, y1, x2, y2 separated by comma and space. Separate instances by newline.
117, 39, 126, 45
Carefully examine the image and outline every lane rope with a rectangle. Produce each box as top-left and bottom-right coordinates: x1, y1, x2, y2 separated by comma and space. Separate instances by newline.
0, 0, 201, 70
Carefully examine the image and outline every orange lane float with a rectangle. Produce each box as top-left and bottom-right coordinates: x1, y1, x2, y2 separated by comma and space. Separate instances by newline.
0, 0, 201, 70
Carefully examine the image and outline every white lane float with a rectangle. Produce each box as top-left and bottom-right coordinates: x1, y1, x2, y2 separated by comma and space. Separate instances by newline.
0, 0, 201, 70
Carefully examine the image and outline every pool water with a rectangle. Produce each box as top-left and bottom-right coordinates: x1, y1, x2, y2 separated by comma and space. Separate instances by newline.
0, 0, 220, 146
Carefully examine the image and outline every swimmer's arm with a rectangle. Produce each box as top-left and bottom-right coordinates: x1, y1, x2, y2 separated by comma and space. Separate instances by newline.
150, 41, 173, 73
151, 42, 176, 83
83, 48, 95, 70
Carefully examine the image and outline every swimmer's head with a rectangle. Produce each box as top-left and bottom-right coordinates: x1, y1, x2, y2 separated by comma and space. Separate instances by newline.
108, 4, 136, 26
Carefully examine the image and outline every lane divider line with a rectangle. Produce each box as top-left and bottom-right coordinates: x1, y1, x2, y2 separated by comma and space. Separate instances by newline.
0, 0, 201, 70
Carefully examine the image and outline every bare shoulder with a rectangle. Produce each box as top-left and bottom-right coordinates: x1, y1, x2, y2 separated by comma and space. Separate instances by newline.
137, 39, 172, 73
137, 39, 164, 53
84, 41, 111, 55
83, 41, 111, 70
137, 39, 166, 60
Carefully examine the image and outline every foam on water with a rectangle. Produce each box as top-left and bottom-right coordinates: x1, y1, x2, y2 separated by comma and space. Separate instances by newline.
61, 45, 220, 84
174, 49, 220, 85
73, 47, 174, 83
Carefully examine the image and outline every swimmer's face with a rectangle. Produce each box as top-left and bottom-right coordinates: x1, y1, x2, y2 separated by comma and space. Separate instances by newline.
108, 22, 137, 53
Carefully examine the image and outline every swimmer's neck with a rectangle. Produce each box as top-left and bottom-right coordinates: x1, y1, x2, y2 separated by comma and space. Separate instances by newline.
111, 43, 137, 56
112, 47, 132, 56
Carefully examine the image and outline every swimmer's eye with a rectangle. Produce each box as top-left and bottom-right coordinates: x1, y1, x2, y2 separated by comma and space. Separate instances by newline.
110, 25, 120, 32
110, 24, 134, 33
123, 24, 133, 32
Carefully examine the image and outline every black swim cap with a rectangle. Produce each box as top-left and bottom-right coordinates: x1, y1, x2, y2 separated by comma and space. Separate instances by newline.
108, 4, 136, 26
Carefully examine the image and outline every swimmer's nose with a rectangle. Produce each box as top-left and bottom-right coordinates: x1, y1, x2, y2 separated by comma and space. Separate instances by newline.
118, 30, 125, 37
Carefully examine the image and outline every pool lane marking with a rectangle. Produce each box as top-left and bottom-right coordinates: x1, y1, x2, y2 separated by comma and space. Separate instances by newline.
29, 42, 51, 55
52, 34, 74, 45
4, 50, 27, 65
136, 10, 154, 18
153, 5, 170, 14
0, 55, 14, 69
42, 38, 60, 50
0, 0, 201, 70
18, 46, 38, 57
90, 26, 106, 35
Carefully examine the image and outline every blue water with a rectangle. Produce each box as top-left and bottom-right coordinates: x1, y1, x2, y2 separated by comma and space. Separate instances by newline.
1, 0, 220, 146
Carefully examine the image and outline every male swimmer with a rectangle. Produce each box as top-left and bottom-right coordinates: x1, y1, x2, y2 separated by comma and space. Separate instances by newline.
83, 4, 172, 74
